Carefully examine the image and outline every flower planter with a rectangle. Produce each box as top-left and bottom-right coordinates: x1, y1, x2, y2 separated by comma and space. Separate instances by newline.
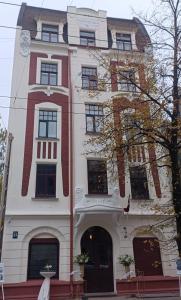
79, 264, 85, 279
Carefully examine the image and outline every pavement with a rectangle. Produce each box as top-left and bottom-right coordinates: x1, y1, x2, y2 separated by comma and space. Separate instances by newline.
74, 293, 181, 300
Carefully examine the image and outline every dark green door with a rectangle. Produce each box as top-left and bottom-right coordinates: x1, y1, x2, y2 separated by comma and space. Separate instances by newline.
81, 226, 114, 293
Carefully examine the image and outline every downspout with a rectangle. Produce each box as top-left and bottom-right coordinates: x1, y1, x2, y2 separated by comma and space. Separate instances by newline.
68, 49, 74, 297
0, 133, 13, 260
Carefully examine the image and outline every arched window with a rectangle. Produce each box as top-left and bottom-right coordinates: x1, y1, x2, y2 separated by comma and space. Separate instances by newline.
27, 238, 59, 279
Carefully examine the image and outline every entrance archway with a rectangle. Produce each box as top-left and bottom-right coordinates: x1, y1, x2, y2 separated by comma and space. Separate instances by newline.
81, 226, 114, 293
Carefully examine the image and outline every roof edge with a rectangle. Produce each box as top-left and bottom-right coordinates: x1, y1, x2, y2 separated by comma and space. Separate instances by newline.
17, 2, 27, 26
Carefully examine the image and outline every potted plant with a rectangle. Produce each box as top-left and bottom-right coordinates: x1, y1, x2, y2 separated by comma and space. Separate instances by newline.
74, 253, 89, 278
40, 264, 56, 279
118, 254, 134, 278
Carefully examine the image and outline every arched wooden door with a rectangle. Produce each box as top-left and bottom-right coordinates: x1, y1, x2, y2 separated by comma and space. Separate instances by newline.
133, 237, 163, 276
81, 226, 114, 293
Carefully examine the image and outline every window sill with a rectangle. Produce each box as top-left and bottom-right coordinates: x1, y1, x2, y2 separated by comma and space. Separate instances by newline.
82, 88, 98, 91
131, 198, 153, 201
85, 132, 101, 136
36, 137, 59, 141
32, 197, 59, 201
85, 194, 112, 198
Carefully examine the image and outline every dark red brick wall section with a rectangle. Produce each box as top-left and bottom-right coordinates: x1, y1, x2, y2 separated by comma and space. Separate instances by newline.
0, 277, 178, 299
21, 92, 69, 197
0, 280, 84, 300
29, 53, 48, 85
29, 53, 68, 88
148, 144, 162, 198
51, 55, 68, 88
117, 276, 179, 295
112, 97, 162, 199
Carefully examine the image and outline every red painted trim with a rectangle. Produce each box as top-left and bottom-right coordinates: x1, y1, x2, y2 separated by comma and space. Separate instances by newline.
21, 92, 69, 197
128, 149, 131, 162
51, 55, 68, 88
141, 146, 146, 162
116, 276, 179, 296
37, 142, 41, 159
132, 146, 136, 162
42, 142, 46, 159
110, 61, 147, 92
113, 99, 125, 197
29, 52, 48, 85
112, 96, 161, 199
0, 280, 84, 300
53, 142, 57, 159
111, 61, 118, 92
148, 144, 162, 198
68, 49, 74, 297
48, 142, 51, 159
0, 277, 178, 299
137, 146, 141, 162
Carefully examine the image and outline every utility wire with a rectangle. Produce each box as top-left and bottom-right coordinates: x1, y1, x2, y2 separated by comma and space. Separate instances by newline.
0, 24, 177, 51
0, 1, 177, 30
0, 1, 20, 6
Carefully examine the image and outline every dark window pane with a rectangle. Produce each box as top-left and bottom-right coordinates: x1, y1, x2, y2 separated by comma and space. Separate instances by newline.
85, 104, 103, 133
50, 74, 57, 86
40, 63, 58, 86
38, 110, 57, 139
48, 122, 57, 138
87, 160, 108, 194
36, 164, 56, 197
119, 70, 136, 92
40, 73, 48, 85
86, 116, 94, 132
82, 67, 97, 90
42, 32, 49, 42
80, 31, 95, 46
28, 239, 59, 279
130, 166, 149, 200
39, 121, 46, 137
116, 33, 132, 51
42, 24, 58, 43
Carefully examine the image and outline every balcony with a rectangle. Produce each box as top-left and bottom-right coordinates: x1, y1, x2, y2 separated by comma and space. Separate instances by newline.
36, 139, 58, 160
75, 187, 123, 213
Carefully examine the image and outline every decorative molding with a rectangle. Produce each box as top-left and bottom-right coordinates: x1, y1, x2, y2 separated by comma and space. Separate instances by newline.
20, 30, 31, 57
75, 188, 122, 213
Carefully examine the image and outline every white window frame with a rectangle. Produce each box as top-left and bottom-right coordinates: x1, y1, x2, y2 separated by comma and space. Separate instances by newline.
36, 57, 62, 86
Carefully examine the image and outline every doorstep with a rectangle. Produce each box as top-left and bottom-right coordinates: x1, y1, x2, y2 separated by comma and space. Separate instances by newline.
84, 292, 117, 297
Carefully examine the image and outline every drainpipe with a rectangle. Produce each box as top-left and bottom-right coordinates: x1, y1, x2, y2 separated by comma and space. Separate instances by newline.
0, 133, 13, 260
68, 49, 74, 297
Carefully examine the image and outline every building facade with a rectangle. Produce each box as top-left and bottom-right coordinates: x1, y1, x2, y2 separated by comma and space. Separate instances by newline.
1, 3, 177, 297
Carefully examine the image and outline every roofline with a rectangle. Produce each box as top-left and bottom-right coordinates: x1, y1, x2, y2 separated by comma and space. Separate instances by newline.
17, 3, 150, 42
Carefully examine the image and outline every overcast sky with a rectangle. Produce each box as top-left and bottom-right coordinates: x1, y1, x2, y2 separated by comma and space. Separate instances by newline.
0, 0, 155, 127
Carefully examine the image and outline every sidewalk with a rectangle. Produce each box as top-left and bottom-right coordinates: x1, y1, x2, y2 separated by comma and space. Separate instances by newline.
77, 293, 181, 299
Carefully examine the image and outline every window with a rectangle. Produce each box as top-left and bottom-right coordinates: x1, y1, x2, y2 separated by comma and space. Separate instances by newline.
42, 24, 58, 43
39, 110, 57, 138
80, 31, 95, 46
28, 238, 59, 279
82, 67, 97, 90
36, 164, 56, 198
116, 33, 132, 51
118, 70, 136, 92
124, 114, 142, 143
85, 104, 103, 133
40, 63, 58, 86
87, 160, 108, 194
130, 166, 149, 200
